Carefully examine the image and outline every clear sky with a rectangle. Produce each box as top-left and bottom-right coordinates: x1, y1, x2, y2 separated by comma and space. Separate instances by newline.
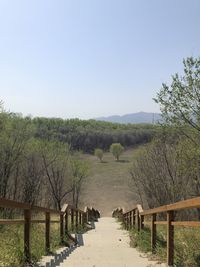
0, 0, 200, 119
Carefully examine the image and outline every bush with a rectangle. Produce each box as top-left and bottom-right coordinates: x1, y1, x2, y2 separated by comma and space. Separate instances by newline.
110, 143, 124, 161
94, 148, 104, 162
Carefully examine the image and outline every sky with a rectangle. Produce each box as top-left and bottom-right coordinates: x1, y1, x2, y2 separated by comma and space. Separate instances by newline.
0, 0, 200, 119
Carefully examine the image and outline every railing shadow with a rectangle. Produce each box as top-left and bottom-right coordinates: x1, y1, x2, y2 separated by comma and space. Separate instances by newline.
37, 246, 75, 267
37, 220, 99, 267
76, 233, 84, 246
38, 233, 85, 267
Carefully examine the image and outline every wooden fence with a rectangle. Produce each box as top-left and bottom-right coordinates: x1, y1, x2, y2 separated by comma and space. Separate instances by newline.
112, 197, 200, 266
0, 197, 100, 263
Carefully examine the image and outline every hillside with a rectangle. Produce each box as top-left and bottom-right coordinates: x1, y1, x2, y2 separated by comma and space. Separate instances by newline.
79, 148, 140, 216
95, 112, 161, 124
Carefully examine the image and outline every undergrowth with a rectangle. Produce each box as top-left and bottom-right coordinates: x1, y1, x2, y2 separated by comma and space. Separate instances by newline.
128, 224, 200, 267
0, 221, 88, 267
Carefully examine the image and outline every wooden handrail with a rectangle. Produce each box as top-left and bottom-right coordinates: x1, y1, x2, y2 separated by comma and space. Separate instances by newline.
0, 197, 100, 263
113, 196, 200, 266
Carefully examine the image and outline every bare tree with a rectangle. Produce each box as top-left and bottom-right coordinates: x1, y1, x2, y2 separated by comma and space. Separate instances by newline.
70, 159, 89, 208
130, 138, 190, 209
42, 141, 72, 210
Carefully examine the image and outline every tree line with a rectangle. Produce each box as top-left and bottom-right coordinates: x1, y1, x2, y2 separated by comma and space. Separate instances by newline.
33, 117, 156, 153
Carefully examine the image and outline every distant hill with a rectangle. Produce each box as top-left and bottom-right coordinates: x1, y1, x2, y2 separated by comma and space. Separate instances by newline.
95, 112, 162, 124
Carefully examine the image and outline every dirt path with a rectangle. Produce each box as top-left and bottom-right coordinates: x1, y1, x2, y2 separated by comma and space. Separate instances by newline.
80, 149, 140, 216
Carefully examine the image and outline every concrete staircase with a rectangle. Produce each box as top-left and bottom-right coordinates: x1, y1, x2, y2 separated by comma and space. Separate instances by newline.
39, 217, 164, 267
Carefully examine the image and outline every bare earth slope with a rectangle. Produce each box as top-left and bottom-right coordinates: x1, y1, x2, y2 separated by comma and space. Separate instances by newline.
80, 149, 139, 216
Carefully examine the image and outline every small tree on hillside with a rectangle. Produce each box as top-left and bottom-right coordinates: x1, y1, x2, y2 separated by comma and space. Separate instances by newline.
94, 148, 104, 162
110, 143, 124, 161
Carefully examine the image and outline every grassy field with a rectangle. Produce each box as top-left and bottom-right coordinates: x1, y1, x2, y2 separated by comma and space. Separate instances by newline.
79, 148, 140, 216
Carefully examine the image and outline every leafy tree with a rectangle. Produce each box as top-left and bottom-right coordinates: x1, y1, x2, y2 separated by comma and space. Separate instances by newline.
94, 148, 104, 162
110, 143, 124, 161
154, 57, 200, 132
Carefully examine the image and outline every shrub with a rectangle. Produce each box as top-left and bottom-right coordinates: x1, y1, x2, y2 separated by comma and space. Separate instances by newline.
94, 148, 104, 162
110, 143, 124, 161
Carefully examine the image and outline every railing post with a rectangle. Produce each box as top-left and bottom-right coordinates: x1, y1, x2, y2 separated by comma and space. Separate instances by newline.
82, 212, 85, 227
167, 211, 174, 266
79, 211, 82, 226
140, 215, 144, 230
137, 210, 140, 231
129, 212, 131, 229
151, 213, 157, 253
24, 209, 31, 262
133, 210, 136, 227
86, 209, 89, 222
71, 209, 74, 231
76, 210, 78, 229
84, 211, 87, 225
45, 212, 50, 253
65, 209, 68, 234
60, 213, 64, 244
131, 210, 134, 228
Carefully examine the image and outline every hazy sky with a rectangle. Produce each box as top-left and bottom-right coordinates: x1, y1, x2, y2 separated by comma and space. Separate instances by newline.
0, 0, 200, 119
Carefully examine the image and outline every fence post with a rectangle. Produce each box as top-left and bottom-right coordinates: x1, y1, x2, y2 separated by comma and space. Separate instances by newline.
60, 213, 64, 244
75, 210, 79, 229
85, 212, 87, 224
130, 211, 133, 228
71, 209, 74, 231
86, 209, 89, 222
167, 211, 174, 266
133, 210, 135, 227
129, 212, 131, 229
65, 209, 68, 234
140, 215, 144, 230
137, 210, 140, 231
24, 209, 31, 262
79, 211, 82, 226
151, 213, 157, 253
132, 210, 134, 228
45, 212, 50, 253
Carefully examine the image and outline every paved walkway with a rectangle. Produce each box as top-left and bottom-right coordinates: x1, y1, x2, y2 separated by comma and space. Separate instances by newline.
39, 218, 165, 267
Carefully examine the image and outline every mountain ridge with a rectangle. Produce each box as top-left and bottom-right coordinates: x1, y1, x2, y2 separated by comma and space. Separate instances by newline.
95, 112, 161, 124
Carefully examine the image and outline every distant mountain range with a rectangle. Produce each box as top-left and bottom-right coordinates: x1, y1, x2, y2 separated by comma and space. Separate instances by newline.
95, 112, 162, 124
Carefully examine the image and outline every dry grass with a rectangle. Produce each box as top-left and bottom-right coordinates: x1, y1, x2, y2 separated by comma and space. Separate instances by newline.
129, 225, 200, 267
79, 148, 140, 216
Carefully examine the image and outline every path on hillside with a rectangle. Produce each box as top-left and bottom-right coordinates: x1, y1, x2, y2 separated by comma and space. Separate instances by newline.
39, 218, 163, 267
80, 149, 140, 216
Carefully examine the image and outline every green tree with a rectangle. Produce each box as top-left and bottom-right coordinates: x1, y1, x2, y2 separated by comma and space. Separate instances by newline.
94, 148, 104, 162
110, 143, 124, 161
154, 57, 200, 132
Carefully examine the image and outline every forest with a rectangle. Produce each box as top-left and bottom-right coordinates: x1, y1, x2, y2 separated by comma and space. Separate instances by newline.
33, 117, 156, 152
0, 104, 156, 212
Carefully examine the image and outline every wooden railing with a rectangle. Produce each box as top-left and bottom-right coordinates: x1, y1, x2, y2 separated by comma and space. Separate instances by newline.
112, 197, 200, 266
0, 197, 100, 263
